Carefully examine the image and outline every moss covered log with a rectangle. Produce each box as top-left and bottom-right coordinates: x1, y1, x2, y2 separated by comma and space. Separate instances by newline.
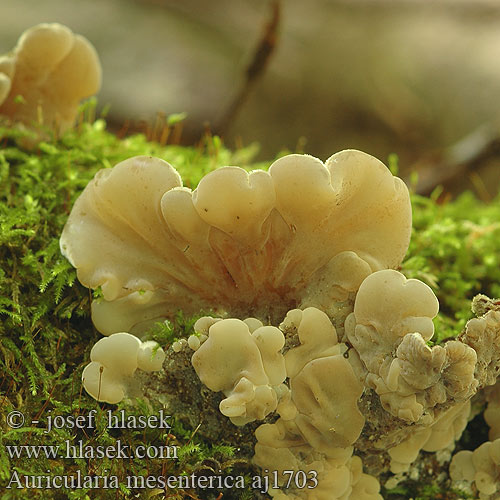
1, 109, 499, 499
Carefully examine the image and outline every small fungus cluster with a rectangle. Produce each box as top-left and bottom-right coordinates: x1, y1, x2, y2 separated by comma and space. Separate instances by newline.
82, 332, 165, 404
0, 23, 101, 136
450, 438, 500, 499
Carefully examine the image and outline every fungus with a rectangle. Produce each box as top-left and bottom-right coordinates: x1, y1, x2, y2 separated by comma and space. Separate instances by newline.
187, 334, 201, 351
191, 317, 286, 425
450, 439, 500, 499
460, 309, 500, 387
187, 307, 374, 497
282, 307, 341, 379
81, 332, 165, 404
485, 382, 500, 440
346, 269, 477, 423
60, 150, 411, 335
249, 307, 371, 498
290, 350, 364, 452
0, 23, 101, 133
388, 401, 471, 473
279, 308, 365, 453
193, 316, 222, 335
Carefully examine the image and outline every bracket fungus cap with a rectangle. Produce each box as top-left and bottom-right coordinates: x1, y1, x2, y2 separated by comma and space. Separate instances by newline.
0, 23, 101, 132
61, 150, 411, 335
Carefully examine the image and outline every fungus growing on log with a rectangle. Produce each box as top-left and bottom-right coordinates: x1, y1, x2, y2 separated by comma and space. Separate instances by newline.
60, 149, 500, 499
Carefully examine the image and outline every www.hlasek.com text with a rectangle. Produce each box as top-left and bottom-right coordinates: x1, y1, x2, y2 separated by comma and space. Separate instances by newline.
5, 438, 177, 460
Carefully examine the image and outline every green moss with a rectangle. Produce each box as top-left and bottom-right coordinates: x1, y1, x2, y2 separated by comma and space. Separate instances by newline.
1, 108, 500, 499
0, 111, 265, 499
383, 481, 474, 500
402, 189, 500, 342
145, 310, 215, 346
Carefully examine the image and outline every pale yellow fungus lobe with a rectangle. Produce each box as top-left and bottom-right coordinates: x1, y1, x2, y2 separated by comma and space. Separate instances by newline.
388, 401, 471, 473
81, 332, 165, 404
346, 269, 477, 423
460, 309, 500, 388
0, 23, 101, 132
60, 150, 411, 336
450, 438, 500, 499
191, 318, 286, 425
485, 382, 500, 440
251, 307, 371, 499
171, 338, 187, 353
187, 335, 201, 351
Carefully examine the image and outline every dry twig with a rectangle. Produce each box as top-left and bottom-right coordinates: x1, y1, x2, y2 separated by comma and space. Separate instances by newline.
215, 0, 281, 135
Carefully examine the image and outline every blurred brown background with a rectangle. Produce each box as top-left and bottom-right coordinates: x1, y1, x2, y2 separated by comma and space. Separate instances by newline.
2, 0, 500, 195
